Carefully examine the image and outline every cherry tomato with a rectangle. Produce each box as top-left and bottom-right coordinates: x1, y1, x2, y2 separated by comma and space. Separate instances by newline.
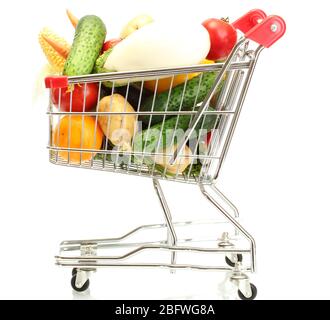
101, 38, 121, 53
51, 83, 99, 112
202, 18, 237, 60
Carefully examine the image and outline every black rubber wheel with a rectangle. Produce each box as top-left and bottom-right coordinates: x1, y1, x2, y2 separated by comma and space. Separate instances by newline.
225, 254, 243, 267
238, 283, 257, 300
72, 268, 78, 276
71, 273, 90, 292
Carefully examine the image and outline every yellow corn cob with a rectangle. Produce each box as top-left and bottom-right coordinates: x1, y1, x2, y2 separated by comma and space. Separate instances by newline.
38, 28, 71, 73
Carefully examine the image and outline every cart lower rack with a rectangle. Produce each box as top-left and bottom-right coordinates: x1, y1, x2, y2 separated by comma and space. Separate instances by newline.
46, 10, 286, 300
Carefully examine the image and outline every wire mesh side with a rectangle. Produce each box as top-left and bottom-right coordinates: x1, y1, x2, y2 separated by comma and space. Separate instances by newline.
47, 45, 257, 184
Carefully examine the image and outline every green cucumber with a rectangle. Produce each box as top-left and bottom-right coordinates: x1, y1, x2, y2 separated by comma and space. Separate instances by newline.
133, 109, 219, 165
93, 49, 114, 88
140, 71, 223, 126
64, 15, 106, 76
93, 49, 113, 75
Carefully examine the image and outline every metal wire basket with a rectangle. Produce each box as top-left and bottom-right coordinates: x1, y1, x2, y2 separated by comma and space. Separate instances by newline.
45, 10, 286, 299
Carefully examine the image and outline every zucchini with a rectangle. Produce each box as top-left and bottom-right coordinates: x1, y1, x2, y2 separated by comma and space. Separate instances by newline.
140, 71, 223, 125
93, 49, 116, 88
93, 49, 113, 75
93, 49, 131, 88
133, 108, 219, 165
64, 15, 106, 76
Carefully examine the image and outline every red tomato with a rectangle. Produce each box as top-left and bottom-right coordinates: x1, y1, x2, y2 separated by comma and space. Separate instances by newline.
102, 38, 121, 53
207, 132, 212, 145
51, 83, 99, 112
202, 18, 237, 60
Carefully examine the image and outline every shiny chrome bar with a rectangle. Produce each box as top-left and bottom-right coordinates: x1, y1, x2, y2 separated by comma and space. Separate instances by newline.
56, 261, 252, 272
47, 110, 235, 116
153, 179, 178, 266
56, 244, 250, 261
66, 61, 252, 84
48, 146, 221, 160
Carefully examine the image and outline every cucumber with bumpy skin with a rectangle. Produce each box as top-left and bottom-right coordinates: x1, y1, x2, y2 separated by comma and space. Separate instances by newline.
64, 15, 106, 76
133, 109, 219, 166
140, 71, 222, 125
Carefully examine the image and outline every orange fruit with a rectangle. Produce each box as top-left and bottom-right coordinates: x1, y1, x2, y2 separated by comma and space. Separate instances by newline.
144, 59, 214, 93
53, 115, 104, 163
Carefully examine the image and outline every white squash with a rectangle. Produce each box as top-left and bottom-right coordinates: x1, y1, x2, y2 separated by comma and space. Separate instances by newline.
104, 21, 211, 72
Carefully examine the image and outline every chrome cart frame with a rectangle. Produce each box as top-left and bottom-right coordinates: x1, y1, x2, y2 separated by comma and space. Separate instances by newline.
46, 10, 286, 300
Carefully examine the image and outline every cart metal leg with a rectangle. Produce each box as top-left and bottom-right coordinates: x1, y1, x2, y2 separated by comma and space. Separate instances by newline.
210, 186, 240, 237
212, 186, 239, 220
153, 179, 177, 267
199, 183, 256, 273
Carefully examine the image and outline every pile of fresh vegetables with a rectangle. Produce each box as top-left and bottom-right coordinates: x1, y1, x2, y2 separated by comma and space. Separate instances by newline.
41, 10, 237, 176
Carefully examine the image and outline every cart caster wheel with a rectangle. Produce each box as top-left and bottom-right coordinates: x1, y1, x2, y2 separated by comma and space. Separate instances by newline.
238, 283, 257, 300
71, 273, 90, 292
225, 254, 243, 267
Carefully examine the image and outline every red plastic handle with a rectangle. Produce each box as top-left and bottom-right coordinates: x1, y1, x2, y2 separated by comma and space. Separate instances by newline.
45, 76, 68, 89
245, 15, 286, 48
232, 9, 267, 34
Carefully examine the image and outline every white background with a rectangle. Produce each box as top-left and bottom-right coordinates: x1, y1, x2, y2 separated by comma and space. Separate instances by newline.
0, 0, 329, 300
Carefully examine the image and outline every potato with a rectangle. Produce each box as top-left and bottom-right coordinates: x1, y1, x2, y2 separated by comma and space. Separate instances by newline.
154, 144, 192, 175
98, 94, 137, 148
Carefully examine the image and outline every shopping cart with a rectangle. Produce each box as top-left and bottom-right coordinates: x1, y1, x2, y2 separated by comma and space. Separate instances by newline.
45, 10, 286, 300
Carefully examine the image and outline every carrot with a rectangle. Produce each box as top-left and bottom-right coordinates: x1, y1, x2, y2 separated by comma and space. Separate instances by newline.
66, 9, 79, 28
41, 34, 70, 59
